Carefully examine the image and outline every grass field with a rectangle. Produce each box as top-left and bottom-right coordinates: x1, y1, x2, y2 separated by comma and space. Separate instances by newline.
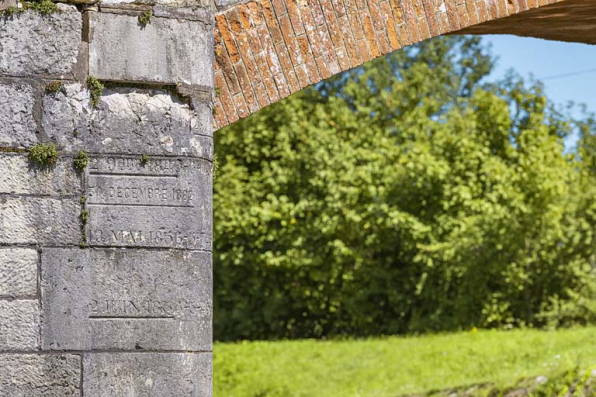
214, 327, 596, 396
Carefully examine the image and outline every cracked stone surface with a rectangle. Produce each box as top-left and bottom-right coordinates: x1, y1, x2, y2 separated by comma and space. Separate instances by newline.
43, 84, 213, 159
0, 4, 83, 77
0, 82, 38, 148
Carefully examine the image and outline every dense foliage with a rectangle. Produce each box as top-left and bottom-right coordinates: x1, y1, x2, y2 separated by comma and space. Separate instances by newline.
214, 36, 596, 341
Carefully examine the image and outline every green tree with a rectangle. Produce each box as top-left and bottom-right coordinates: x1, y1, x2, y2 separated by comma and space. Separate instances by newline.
214, 36, 596, 341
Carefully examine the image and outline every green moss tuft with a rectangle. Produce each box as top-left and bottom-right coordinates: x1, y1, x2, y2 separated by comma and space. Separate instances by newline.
0, 6, 24, 17
28, 143, 59, 167
140, 153, 150, 166
73, 150, 89, 172
45, 80, 63, 94
86, 76, 104, 108
25, 0, 58, 15
138, 11, 151, 28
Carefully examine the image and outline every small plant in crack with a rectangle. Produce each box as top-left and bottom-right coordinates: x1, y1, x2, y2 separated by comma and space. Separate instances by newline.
140, 153, 150, 166
28, 143, 59, 167
73, 150, 89, 172
26, 0, 58, 15
45, 80, 63, 95
138, 11, 151, 28
86, 76, 104, 108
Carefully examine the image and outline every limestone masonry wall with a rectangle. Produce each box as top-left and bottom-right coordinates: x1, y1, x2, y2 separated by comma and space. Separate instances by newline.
0, 0, 214, 394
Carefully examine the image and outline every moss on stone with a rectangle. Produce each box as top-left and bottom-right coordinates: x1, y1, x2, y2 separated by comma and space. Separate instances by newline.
86, 76, 104, 108
28, 143, 59, 167
140, 153, 150, 166
138, 11, 151, 28
73, 150, 88, 172
45, 80, 63, 94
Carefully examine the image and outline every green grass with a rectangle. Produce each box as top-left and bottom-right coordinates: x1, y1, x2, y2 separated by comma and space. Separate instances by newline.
214, 327, 596, 396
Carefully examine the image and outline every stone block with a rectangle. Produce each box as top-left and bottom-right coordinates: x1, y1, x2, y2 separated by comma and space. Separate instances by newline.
41, 248, 212, 351
0, 197, 80, 246
83, 353, 212, 396
0, 4, 83, 77
0, 354, 81, 396
0, 300, 39, 350
0, 0, 18, 11
0, 154, 81, 196
88, 11, 214, 88
0, 248, 38, 298
0, 82, 38, 148
43, 84, 213, 157
85, 156, 212, 250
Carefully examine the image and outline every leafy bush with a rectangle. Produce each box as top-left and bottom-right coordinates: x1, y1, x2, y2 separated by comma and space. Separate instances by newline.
214, 36, 596, 341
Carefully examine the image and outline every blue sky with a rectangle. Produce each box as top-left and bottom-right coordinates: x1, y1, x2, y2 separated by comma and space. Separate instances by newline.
484, 35, 596, 149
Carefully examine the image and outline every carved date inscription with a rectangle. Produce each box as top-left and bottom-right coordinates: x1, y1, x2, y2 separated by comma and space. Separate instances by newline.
85, 156, 212, 249
41, 248, 212, 351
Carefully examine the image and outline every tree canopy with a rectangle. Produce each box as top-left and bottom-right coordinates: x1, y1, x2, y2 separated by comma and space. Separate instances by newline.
213, 36, 596, 341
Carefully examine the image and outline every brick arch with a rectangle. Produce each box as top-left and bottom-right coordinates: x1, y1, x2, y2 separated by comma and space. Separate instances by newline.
212, 0, 576, 130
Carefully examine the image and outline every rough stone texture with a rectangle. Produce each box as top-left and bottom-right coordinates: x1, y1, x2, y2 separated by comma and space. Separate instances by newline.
0, 197, 80, 246
85, 156, 212, 250
0, 4, 83, 77
0, 248, 38, 298
0, 354, 81, 396
41, 248, 211, 351
0, 0, 18, 11
460, 0, 596, 45
89, 11, 214, 88
0, 300, 39, 350
0, 82, 38, 148
0, 154, 81, 196
101, 0, 215, 10
83, 353, 212, 396
43, 84, 213, 157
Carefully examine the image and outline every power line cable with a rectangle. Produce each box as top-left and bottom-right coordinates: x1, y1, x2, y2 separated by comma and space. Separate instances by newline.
539, 67, 596, 81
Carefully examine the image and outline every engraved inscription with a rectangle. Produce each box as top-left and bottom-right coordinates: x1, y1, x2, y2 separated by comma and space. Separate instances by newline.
41, 249, 212, 351
85, 155, 212, 249
87, 298, 211, 319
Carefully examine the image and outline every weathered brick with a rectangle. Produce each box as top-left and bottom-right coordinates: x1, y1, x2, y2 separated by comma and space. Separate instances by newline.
217, 14, 241, 63
338, 15, 362, 67
286, 0, 305, 35
401, 0, 422, 42
233, 93, 249, 119
239, 4, 264, 53
319, 0, 351, 70
253, 83, 271, 107
215, 72, 239, 124
421, 0, 440, 36
261, 0, 285, 44
254, 51, 281, 102
356, 39, 373, 63
212, 101, 228, 128
296, 35, 320, 83
272, 0, 286, 15
381, 1, 401, 51
234, 63, 260, 113
361, 10, 381, 58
